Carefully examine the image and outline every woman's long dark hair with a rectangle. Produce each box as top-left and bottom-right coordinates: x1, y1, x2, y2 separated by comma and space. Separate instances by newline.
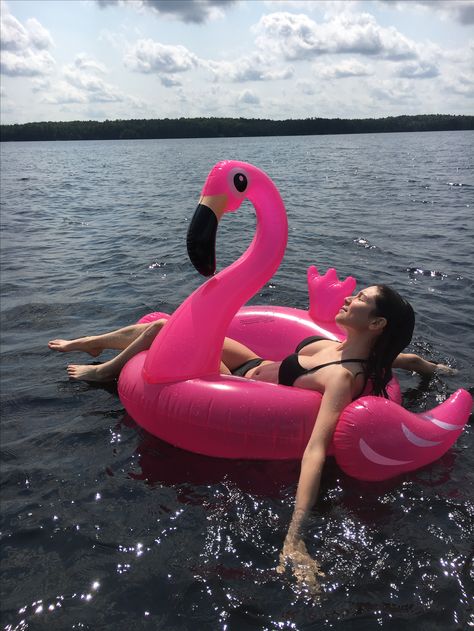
365, 285, 415, 397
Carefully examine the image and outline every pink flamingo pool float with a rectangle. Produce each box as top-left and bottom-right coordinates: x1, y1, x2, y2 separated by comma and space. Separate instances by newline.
118, 161, 472, 481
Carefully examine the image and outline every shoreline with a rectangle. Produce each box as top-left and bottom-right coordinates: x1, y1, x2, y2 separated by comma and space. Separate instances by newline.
1, 114, 473, 143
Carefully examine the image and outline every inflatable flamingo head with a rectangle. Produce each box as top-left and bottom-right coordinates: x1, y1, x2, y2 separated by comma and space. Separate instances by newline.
187, 161, 253, 276
187, 160, 284, 277
201, 160, 252, 212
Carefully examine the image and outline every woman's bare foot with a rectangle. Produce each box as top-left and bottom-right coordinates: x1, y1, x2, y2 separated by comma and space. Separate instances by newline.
67, 363, 116, 382
48, 337, 102, 357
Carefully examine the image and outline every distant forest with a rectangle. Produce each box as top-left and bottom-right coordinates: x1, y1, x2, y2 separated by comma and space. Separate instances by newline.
1, 114, 472, 142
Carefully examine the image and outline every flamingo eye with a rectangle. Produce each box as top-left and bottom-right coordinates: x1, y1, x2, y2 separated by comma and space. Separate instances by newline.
233, 173, 247, 193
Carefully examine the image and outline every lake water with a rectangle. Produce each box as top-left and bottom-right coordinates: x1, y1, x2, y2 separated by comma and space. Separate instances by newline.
1, 132, 473, 631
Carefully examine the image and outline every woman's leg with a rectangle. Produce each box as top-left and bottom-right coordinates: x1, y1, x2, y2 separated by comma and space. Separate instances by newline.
67, 320, 166, 381
64, 320, 259, 382
220, 337, 260, 372
48, 322, 153, 357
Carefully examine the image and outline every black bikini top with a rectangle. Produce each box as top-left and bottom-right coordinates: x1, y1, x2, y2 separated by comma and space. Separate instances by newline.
278, 335, 367, 387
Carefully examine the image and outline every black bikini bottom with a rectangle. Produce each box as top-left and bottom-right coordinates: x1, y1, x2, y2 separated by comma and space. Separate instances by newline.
231, 357, 264, 377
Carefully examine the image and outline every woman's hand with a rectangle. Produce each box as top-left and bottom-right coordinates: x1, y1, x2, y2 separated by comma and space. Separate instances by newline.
277, 536, 325, 594
433, 363, 458, 376
393, 353, 458, 376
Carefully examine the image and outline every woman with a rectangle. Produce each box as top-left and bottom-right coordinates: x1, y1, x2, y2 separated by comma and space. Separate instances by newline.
48, 285, 455, 589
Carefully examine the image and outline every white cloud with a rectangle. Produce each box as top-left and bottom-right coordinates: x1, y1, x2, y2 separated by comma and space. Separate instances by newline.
125, 39, 198, 74
205, 52, 294, 83
314, 58, 373, 79
0, 3, 30, 51
25, 17, 55, 50
96, 0, 238, 23
42, 82, 88, 105
31, 54, 126, 105
263, 66, 295, 81
254, 11, 418, 62
378, 1, 474, 26
62, 56, 124, 102
126, 37, 294, 84
0, 49, 55, 77
74, 53, 107, 74
0, 3, 55, 76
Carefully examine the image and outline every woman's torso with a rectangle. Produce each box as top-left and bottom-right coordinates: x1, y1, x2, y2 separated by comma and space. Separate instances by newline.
245, 339, 367, 398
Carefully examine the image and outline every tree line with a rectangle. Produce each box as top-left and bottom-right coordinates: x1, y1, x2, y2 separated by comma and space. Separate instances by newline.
1, 114, 472, 142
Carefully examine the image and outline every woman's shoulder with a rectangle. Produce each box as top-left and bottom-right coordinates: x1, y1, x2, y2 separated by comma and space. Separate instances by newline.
318, 362, 364, 397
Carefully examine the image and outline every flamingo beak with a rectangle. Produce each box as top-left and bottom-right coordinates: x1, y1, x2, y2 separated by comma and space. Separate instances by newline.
186, 194, 228, 277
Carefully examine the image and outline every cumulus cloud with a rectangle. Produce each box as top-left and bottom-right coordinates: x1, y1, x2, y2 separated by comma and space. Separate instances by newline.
378, 1, 474, 26
96, 0, 238, 23
1, 50, 55, 77
1, 4, 30, 51
25, 17, 55, 49
126, 36, 295, 84
73, 53, 107, 74
125, 33, 296, 86
42, 82, 88, 105
62, 55, 124, 102
31, 54, 126, 105
205, 52, 294, 82
0, 3, 55, 76
254, 11, 418, 62
314, 58, 372, 79
125, 39, 198, 74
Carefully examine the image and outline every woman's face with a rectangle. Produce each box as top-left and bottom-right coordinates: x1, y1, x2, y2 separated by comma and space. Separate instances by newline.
335, 286, 382, 331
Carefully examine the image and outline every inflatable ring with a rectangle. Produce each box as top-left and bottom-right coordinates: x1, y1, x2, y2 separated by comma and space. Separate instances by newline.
118, 161, 472, 481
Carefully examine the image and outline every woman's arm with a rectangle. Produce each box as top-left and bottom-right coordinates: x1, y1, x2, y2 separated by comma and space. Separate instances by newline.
286, 371, 353, 541
393, 353, 458, 376
277, 371, 353, 588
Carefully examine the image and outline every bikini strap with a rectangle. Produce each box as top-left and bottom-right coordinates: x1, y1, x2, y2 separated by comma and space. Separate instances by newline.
295, 335, 336, 353
305, 358, 367, 374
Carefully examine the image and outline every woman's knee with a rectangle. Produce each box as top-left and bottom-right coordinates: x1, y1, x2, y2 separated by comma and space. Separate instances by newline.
143, 319, 165, 341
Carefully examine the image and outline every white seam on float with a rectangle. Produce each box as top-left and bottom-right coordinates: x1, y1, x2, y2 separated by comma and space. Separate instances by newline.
401, 423, 442, 447
359, 439, 412, 466
422, 415, 464, 430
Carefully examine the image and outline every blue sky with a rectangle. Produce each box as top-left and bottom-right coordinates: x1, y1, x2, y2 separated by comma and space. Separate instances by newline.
1, 0, 473, 124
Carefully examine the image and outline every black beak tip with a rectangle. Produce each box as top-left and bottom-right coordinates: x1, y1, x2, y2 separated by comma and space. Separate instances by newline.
186, 204, 218, 277
192, 259, 215, 277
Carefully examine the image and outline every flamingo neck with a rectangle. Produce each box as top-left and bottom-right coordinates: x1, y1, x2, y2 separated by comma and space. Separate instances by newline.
143, 178, 288, 384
